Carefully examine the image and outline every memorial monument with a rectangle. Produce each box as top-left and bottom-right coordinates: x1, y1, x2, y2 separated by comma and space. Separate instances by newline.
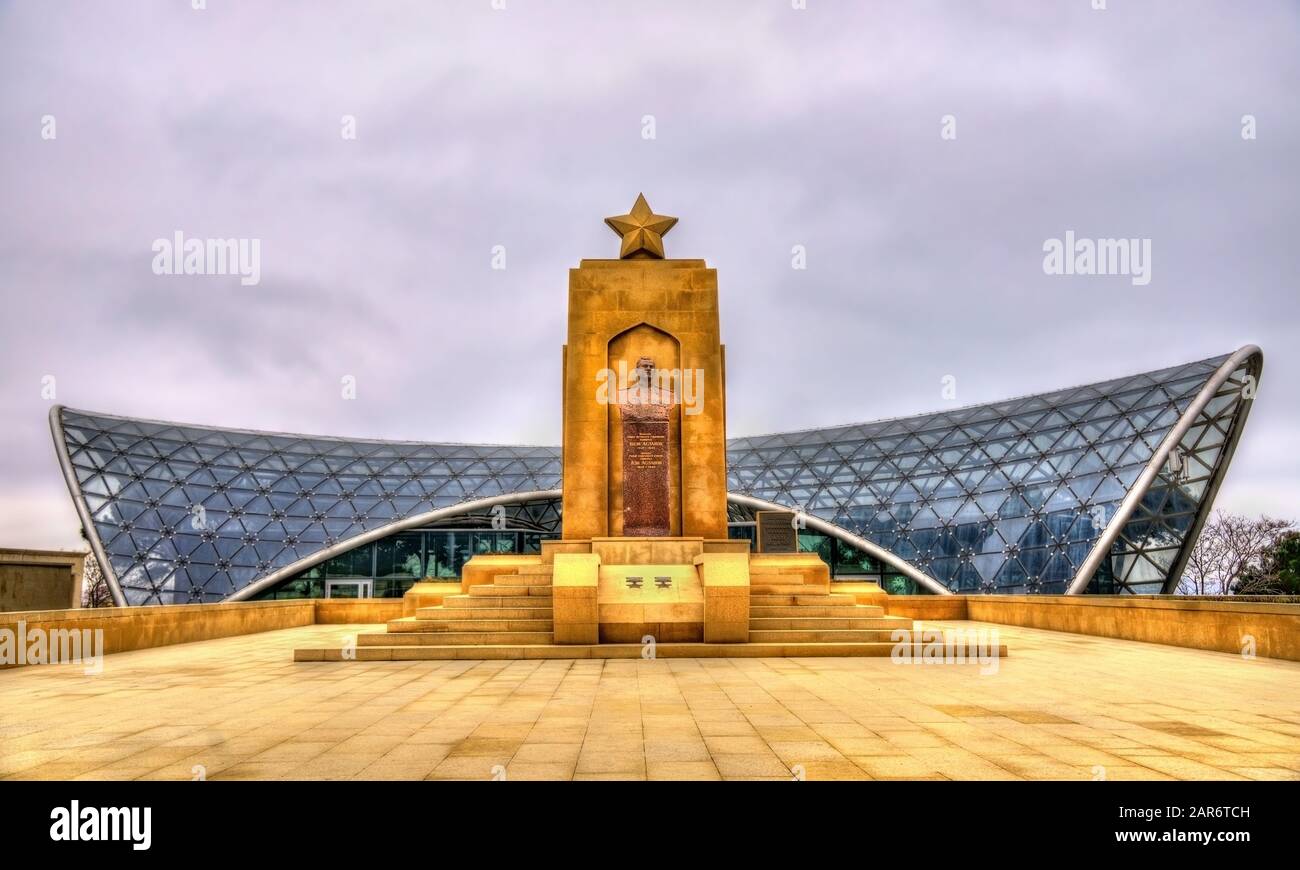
561, 192, 728, 541
295, 196, 995, 660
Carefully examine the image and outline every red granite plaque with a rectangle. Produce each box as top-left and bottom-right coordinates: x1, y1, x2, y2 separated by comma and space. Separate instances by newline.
622, 415, 671, 536
620, 357, 672, 536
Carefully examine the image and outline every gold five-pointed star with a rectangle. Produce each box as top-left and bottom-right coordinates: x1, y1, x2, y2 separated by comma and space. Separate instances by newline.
604, 193, 678, 259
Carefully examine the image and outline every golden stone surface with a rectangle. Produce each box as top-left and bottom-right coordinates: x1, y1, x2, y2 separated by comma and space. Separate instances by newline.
561, 259, 728, 540
4, 621, 1296, 780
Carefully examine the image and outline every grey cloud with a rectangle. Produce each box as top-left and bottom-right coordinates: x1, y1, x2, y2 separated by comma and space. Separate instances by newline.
1, 0, 1296, 549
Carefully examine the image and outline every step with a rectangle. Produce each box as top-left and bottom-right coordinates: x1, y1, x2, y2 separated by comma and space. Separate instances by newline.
407, 606, 555, 622
747, 571, 810, 581
749, 583, 831, 596
750, 605, 879, 618
748, 629, 908, 643
468, 584, 552, 597
390, 618, 553, 633
358, 631, 555, 646
297, 641, 1008, 661
492, 572, 554, 586
443, 594, 553, 607
445, 595, 553, 609
748, 616, 907, 630
749, 593, 858, 606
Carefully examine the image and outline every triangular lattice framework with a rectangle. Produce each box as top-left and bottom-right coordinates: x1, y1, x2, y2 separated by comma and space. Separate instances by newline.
57, 411, 561, 604
55, 352, 1258, 603
726, 352, 1258, 595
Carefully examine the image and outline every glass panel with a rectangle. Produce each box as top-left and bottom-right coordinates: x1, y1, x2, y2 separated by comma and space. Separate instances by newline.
324, 543, 372, 578
328, 582, 362, 598
831, 538, 882, 575
374, 578, 416, 598
727, 524, 756, 548
468, 531, 518, 555
376, 533, 422, 578
430, 531, 472, 579
881, 574, 915, 595
253, 576, 322, 599
797, 531, 833, 564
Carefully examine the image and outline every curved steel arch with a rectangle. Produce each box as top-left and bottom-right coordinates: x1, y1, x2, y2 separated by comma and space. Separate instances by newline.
50, 404, 128, 606
1066, 345, 1263, 594
228, 489, 953, 600
226, 489, 564, 601
726, 493, 952, 595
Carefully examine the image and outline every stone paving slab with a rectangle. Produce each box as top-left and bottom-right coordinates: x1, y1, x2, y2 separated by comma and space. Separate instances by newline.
1, 621, 1297, 781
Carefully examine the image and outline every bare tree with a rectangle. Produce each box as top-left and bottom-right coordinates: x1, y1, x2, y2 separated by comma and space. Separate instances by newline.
81, 553, 114, 608
1178, 511, 1294, 595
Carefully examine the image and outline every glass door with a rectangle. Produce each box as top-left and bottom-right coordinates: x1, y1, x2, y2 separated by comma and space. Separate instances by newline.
325, 579, 372, 599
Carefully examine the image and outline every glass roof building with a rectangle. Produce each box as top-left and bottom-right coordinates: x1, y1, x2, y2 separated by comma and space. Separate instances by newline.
52, 346, 1261, 606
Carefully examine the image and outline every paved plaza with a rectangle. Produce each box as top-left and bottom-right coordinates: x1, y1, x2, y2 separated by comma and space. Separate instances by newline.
2, 622, 1297, 781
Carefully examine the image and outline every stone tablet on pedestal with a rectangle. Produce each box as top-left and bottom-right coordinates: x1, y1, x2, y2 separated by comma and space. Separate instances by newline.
757, 510, 799, 553
621, 357, 672, 536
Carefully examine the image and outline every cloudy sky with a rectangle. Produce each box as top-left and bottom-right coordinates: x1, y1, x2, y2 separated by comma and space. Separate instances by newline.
1, 0, 1296, 551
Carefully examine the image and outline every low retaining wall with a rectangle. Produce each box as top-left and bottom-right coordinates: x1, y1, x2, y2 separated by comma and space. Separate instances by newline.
4, 594, 1297, 668
0, 600, 314, 667
881, 597, 970, 621
0, 599, 408, 668
314, 599, 405, 624
964, 595, 1300, 661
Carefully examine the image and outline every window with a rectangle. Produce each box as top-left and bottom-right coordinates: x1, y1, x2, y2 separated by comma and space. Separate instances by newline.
832, 538, 882, 575
797, 531, 833, 564
727, 524, 756, 548
264, 577, 323, 599
324, 544, 373, 578
376, 533, 423, 578
428, 531, 472, 579
373, 578, 415, 598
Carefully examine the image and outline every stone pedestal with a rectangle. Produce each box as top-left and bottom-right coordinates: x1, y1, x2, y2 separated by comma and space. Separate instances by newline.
560, 259, 729, 541
546, 537, 753, 645
695, 553, 751, 643
552, 553, 599, 645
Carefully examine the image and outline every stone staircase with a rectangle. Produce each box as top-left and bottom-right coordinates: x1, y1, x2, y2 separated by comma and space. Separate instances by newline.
296, 563, 1005, 661
748, 574, 913, 644
362, 566, 554, 648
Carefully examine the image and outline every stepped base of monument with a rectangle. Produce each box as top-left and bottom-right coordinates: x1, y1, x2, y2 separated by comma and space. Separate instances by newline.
294, 640, 1008, 661
289, 539, 1012, 661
